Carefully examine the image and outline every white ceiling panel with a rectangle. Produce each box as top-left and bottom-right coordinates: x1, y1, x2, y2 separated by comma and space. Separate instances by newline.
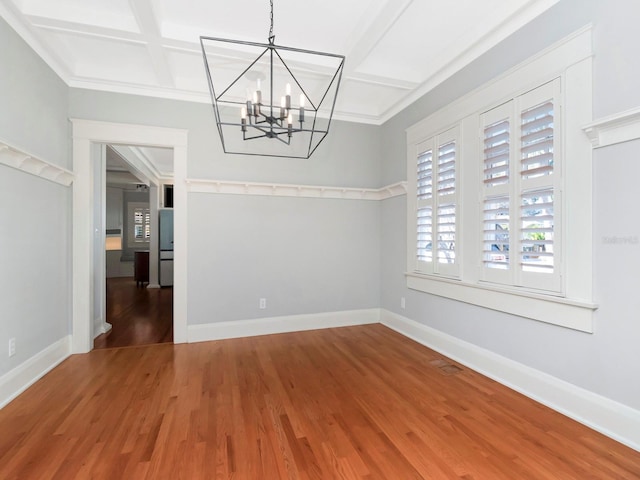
49, 32, 158, 85
17, 0, 139, 32
355, 0, 532, 82
1, 0, 560, 124
165, 49, 209, 92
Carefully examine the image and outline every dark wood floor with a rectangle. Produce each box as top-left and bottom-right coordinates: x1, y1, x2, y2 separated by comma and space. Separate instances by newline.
94, 277, 173, 349
1, 324, 638, 479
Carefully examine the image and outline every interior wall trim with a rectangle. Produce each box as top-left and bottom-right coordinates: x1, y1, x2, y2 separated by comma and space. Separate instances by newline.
186, 178, 407, 201
188, 308, 380, 343
583, 106, 640, 148
0, 336, 71, 410
380, 309, 640, 452
0, 140, 74, 186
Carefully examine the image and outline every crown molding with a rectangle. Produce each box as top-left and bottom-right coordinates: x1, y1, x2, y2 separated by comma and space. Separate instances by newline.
0, 140, 74, 186
186, 178, 407, 201
582, 106, 640, 148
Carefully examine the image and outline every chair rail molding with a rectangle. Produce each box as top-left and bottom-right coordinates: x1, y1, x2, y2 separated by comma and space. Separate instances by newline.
583, 106, 640, 148
0, 140, 73, 186
186, 179, 408, 201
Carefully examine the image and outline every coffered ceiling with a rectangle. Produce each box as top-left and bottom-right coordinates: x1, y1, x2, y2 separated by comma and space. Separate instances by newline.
1, 0, 558, 124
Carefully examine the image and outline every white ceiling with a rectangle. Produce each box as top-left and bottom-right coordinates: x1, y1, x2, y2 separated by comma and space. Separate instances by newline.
106, 144, 174, 182
1, 0, 559, 124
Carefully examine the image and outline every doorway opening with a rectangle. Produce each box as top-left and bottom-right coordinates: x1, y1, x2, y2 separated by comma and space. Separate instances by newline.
94, 145, 175, 349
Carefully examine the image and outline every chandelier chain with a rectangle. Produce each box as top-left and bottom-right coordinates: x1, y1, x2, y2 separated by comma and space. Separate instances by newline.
269, 0, 274, 42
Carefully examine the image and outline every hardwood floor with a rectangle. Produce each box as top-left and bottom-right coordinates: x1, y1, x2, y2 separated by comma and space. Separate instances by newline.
94, 277, 173, 349
1, 324, 638, 479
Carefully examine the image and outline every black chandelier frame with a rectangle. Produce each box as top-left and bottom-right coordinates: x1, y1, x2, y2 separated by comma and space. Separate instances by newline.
200, 2, 345, 159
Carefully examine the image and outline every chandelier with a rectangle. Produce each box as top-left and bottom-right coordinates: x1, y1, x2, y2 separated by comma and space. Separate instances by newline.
200, 0, 345, 159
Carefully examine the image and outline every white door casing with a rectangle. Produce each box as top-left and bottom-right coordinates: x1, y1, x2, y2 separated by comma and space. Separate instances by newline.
71, 119, 188, 353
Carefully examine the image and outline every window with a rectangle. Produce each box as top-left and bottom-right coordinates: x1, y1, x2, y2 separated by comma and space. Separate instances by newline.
133, 207, 151, 242
125, 201, 151, 254
414, 126, 460, 278
405, 28, 595, 332
480, 80, 561, 293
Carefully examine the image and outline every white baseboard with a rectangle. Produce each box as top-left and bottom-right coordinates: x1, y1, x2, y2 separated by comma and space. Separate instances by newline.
93, 321, 113, 339
380, 309, 640, 452
0, 336, 72, 409
188, 308, 380, 343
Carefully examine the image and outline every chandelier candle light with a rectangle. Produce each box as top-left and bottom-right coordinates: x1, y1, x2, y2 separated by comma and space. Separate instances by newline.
200, 0, 345, 159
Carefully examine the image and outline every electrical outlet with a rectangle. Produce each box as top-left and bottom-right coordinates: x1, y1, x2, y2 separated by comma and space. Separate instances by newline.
259, 298, 267, 309
401, 297, 406, 309
8, 338, 16, 357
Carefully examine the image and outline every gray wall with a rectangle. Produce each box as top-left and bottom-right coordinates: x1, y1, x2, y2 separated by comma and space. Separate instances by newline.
69, 90, 383, 324
188, 194, 380, 324
380, 0, 640, 411
0, 17, 70, 377
68, 90, 383, 187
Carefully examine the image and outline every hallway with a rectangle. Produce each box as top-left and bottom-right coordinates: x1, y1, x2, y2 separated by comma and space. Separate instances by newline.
94, 278, 173, 349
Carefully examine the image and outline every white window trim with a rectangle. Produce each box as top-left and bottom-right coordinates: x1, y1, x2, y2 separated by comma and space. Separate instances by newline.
406, 26, 596, 333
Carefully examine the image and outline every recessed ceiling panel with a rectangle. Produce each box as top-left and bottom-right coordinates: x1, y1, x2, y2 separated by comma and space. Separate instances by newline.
156, 0, 374, 54
17, 0, 139, 32
50, 32, 157, 85
355, 0, 531, 83
156, 0, 271, 44
165, 49, 209, 93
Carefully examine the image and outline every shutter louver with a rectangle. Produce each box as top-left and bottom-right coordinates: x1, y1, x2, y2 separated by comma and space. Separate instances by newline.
521, 101, 554, 180
483, 119, 510, 187
436, 203, 456, 264
417, 207, 433, 263
483, 196, 509, 269
436, 140, 456, 264
520, 189, 554, 273
417, 150, 433, 201
437, 141, 455, 196
417, 149, 433, 263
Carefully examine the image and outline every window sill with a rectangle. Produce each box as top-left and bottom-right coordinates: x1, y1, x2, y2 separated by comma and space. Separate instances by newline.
405, 272, 597, 333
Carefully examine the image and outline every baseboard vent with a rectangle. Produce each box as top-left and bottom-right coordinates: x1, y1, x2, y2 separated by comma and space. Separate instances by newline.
430, 358, 463, 376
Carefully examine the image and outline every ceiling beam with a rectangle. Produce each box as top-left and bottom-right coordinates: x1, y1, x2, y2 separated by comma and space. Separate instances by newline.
342, 0, 415, 79
128, 0, 175, 88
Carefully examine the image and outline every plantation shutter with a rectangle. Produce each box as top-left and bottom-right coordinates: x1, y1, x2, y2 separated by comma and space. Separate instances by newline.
482, 196, 510, 270
483, 118, 510, 187
481, 102, 512, 283
480, 80, 561, 292
436, 140, 456, 265
416, 149, 433, 265
516, 79, 561, 292
413, 126, 459, 277
520, 189, 554, 273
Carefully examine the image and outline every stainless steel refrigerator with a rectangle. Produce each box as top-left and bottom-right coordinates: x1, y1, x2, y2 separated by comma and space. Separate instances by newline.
159, 209, 174, 286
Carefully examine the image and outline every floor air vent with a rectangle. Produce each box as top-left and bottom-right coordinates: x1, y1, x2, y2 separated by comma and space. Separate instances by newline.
430, 358, 463, 375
